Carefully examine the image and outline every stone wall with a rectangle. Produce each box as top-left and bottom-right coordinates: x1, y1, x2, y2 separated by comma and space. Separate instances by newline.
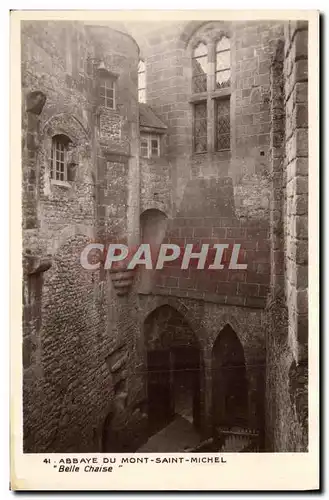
22, 21, 142, 452
148, 177, 270, 309
265, 21, 308, 452
22, 19, 309, 453
131, 21, 284, 212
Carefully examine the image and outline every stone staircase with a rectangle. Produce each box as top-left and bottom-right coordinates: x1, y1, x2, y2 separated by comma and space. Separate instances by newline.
185, 426, 260, 453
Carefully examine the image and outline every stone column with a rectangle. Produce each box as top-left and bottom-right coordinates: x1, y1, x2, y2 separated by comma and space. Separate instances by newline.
201, 344, 213, 438
207, 41, 216, 154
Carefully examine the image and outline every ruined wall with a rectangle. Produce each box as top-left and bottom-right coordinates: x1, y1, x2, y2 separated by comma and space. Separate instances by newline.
22, 21, 143, 452
266, 21, 308, 452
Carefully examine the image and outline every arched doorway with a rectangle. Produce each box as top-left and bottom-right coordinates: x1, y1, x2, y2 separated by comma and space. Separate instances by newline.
144, 305, 202, 437
212, 325, 248, 430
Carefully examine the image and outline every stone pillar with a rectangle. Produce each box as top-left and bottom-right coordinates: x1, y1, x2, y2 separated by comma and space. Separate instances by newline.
127, 119, 140, 249
23, 90, 46, 230
246, 362, 264, 432
269, 39, 285, 297
202, 344, 213, 438
207, 41, 216, 154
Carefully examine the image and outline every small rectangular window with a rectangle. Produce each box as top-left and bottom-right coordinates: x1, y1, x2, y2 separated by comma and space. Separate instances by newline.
51, 136, 69, 181
140, 134, 160, 158
194, 102, 207, 153
151, 138, 159, 157
216, 98, 230, 151
138, 89, 146, 103
138, 60, 146, 103
100, 78, 115, 109
140, 139, 149, 158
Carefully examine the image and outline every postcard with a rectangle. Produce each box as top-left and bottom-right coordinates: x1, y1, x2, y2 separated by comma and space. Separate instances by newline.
10, 9, 319, 490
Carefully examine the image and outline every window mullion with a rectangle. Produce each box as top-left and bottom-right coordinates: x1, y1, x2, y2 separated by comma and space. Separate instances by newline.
64, 147, 68, 181
207, 41, 216, 93
207, 95, 215, 153
148, 135, 151, 158
207, 41, 215, 152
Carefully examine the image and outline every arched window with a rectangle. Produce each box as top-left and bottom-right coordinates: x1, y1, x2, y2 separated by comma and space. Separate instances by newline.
50, 134, 71, 181
190, 30, 231, 154
215, 36, 231, 89
192, 43, 207, 93
215, 36, 231, 151
138, 60, 146, 103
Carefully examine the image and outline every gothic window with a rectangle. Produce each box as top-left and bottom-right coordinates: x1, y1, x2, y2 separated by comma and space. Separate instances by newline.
138, 60, 146, 103
51, 135, 71, 181
216, 98, 230, 151
215, 37, 231, 89
191, 31, 231, 154
194, 102, 207, 153
140, 133, 160, 158
100, 77, 115, 109
192, 43, 208, 93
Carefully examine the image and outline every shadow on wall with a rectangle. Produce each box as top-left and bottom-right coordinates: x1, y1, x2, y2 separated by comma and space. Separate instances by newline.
212, 324, 249, 430
139, 208, 168, 294
230, 149, 271, 220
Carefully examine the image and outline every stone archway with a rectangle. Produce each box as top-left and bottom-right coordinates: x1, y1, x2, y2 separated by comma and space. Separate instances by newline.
212, 324, 249, 430
144, 305, 203, 441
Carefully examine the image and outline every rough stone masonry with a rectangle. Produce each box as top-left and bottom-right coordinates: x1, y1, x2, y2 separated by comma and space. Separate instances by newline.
22, 19, 308, 453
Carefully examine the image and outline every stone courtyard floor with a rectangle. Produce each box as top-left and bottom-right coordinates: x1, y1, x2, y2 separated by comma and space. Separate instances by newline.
137, 414, 201, 452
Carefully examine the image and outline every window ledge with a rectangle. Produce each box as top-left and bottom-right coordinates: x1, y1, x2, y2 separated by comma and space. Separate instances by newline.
140, 155, 162, 161
189, 93, 208, 103
50, 179, 72, 189
212, 88, 231, 98
99, 105, 118, 113
189, 88, 231, 103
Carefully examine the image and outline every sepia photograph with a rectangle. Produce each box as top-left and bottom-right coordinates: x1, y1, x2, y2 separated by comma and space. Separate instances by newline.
10, 9, 319, 490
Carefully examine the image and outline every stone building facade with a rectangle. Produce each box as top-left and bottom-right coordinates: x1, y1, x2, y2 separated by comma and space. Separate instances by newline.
21, 19, 309, 453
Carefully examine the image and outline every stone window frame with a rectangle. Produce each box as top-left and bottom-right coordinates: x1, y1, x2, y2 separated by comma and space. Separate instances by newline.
42, 113, 90, 194
188, 28, 232, 156
48, 131, 79, 188
138, 59, 146, 103
140, 133, 161, 159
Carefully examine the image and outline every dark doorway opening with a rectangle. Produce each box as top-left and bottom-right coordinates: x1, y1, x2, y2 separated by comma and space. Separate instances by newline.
144, 306, 202, 439
212, 324, 248, 430
172, 346, 201, 429
147, 348, 173, 434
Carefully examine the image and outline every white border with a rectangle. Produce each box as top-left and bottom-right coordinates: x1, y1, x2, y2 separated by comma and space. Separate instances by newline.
4, 5, 322, 495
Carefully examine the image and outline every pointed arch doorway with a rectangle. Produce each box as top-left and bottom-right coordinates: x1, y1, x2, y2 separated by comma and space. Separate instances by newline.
212, 324, 249, 429
144, 305, 203, 437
